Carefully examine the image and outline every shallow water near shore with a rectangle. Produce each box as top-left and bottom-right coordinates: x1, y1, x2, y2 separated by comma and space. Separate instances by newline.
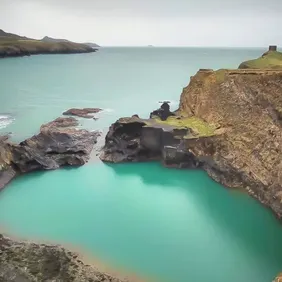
1, 47, 282, 282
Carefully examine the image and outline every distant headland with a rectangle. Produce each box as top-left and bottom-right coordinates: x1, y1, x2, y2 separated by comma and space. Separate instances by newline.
0, 29, 99, 58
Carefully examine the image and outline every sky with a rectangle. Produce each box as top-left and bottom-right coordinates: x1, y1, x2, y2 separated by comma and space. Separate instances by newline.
1, 0, 282, 47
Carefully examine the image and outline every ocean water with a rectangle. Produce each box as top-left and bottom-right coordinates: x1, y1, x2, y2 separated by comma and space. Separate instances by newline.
1, 47, 282, 282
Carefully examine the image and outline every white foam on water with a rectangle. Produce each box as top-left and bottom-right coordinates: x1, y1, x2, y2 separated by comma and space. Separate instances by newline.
101, 108, 114, 113
0, 115, 14, 130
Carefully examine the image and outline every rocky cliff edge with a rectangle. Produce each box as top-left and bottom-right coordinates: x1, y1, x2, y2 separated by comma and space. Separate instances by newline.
101, 69, 282, 218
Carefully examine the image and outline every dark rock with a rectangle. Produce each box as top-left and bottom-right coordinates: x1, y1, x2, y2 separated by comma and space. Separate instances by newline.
100, 116, 190, 163
100, 117, 152, 163
63, 108, 102, 119
7, 117, 100, 173
162, 145, 202, 168
149, 102, 175, 121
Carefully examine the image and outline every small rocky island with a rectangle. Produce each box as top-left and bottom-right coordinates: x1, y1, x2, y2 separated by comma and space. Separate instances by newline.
0, 117, 99, 190
0, 29, 97, 58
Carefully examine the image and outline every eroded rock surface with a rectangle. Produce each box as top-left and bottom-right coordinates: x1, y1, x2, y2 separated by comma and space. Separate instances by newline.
0, 235, 129, 282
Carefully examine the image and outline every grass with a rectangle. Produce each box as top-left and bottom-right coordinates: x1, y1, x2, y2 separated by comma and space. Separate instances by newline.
153, 116, 216, 137
239, 51, 282, 69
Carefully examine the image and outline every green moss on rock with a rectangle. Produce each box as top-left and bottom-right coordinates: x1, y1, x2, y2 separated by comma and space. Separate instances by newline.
239, 51, 282, 69
154, 116, 216, 137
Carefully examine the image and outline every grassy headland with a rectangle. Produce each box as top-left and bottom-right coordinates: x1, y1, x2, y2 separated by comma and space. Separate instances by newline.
0, 29, 96, 58
239, 50, 282, 69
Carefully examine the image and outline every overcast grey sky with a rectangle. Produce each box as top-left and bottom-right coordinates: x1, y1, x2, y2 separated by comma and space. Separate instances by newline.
1, 0, 282, 46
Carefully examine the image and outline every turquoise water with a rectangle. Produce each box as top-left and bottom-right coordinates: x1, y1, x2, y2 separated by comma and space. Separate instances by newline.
1, 47, 282, 282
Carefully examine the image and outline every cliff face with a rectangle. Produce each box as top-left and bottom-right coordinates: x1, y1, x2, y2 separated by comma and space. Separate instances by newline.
179, 69, 282, 217
101, 69, 282, 218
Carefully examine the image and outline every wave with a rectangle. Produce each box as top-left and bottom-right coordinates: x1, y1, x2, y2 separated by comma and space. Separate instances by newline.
0, 114, 14, 130
101, 108, 114, 113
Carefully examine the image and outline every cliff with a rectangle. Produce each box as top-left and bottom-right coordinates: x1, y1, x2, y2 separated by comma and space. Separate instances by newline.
101, 69, 282, 218
179, 69, 282, 216
0, 29, 96, 58
239, 50, 282, 69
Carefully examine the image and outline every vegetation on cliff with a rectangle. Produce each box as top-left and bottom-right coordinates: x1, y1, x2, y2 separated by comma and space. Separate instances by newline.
154, 116, 216, 137
239, 50, 282, 69
0, 29, 96, 58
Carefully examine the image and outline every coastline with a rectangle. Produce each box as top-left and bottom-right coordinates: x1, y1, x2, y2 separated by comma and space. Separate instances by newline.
0, 226, 150, 282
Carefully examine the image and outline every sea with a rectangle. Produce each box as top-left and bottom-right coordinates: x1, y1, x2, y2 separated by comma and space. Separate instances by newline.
0, 47, 281, 282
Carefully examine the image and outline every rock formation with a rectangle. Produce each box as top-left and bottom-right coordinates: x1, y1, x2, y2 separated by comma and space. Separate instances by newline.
0, 117, 99, 190
63, 108, 102, 119
101, 68, 282, 218
0, 234, 129, 282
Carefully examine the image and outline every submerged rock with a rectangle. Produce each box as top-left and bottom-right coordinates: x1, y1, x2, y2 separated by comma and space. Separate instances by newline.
0, 235, 129, 282
63, 108, 102, 119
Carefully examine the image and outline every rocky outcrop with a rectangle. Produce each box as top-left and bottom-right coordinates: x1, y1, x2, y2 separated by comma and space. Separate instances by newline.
0, 234, 129, 282
101, 68, 282, 218
100, 111, 213, 165
63, 108, 102, 119
100, 117, 160, 163
0, 117, 99, 189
